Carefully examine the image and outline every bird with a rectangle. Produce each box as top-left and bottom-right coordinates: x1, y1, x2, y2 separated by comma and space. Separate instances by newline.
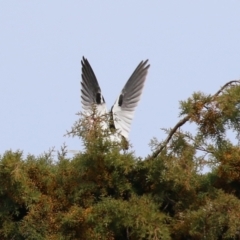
80, 56, 150, 145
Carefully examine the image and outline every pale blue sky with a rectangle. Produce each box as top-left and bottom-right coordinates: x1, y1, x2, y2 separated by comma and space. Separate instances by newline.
1, 2, 240, 158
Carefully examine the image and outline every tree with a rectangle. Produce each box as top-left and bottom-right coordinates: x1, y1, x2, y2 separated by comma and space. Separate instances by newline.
1, 80, 240, 239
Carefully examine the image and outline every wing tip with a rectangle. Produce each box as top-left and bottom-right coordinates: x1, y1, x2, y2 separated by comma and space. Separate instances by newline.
81, 56, 88, 67
142, 59, 150, 69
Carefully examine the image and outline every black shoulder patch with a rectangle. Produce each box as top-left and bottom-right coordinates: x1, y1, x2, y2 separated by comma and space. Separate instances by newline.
118, 94, 123, 106
96, 93, 101, 104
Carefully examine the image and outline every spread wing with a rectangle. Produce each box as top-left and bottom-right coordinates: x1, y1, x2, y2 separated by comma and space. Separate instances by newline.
81, 57, 107, 116
111, 60, 150, 139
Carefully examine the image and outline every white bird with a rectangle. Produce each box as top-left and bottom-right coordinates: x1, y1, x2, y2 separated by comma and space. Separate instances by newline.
81, 56, 150, 144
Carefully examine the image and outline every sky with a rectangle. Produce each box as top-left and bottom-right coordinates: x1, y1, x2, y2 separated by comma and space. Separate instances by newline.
1, 1, 240, 159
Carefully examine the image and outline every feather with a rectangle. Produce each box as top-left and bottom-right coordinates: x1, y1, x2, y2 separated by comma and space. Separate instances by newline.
80, 57, 150, 142
111, 60, 150, 139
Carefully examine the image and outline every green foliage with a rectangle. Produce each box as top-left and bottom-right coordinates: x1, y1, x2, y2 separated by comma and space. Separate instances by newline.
1, 81, 240, 239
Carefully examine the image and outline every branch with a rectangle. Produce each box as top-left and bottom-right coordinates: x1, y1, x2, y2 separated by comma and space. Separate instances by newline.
147, 80, 240, 160
212, 80, 240, 98
150, 115, 190, 159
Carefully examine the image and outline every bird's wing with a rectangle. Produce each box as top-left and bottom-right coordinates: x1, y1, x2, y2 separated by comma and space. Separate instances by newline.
81, 57, 107, 116
111, 60, 150, 139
